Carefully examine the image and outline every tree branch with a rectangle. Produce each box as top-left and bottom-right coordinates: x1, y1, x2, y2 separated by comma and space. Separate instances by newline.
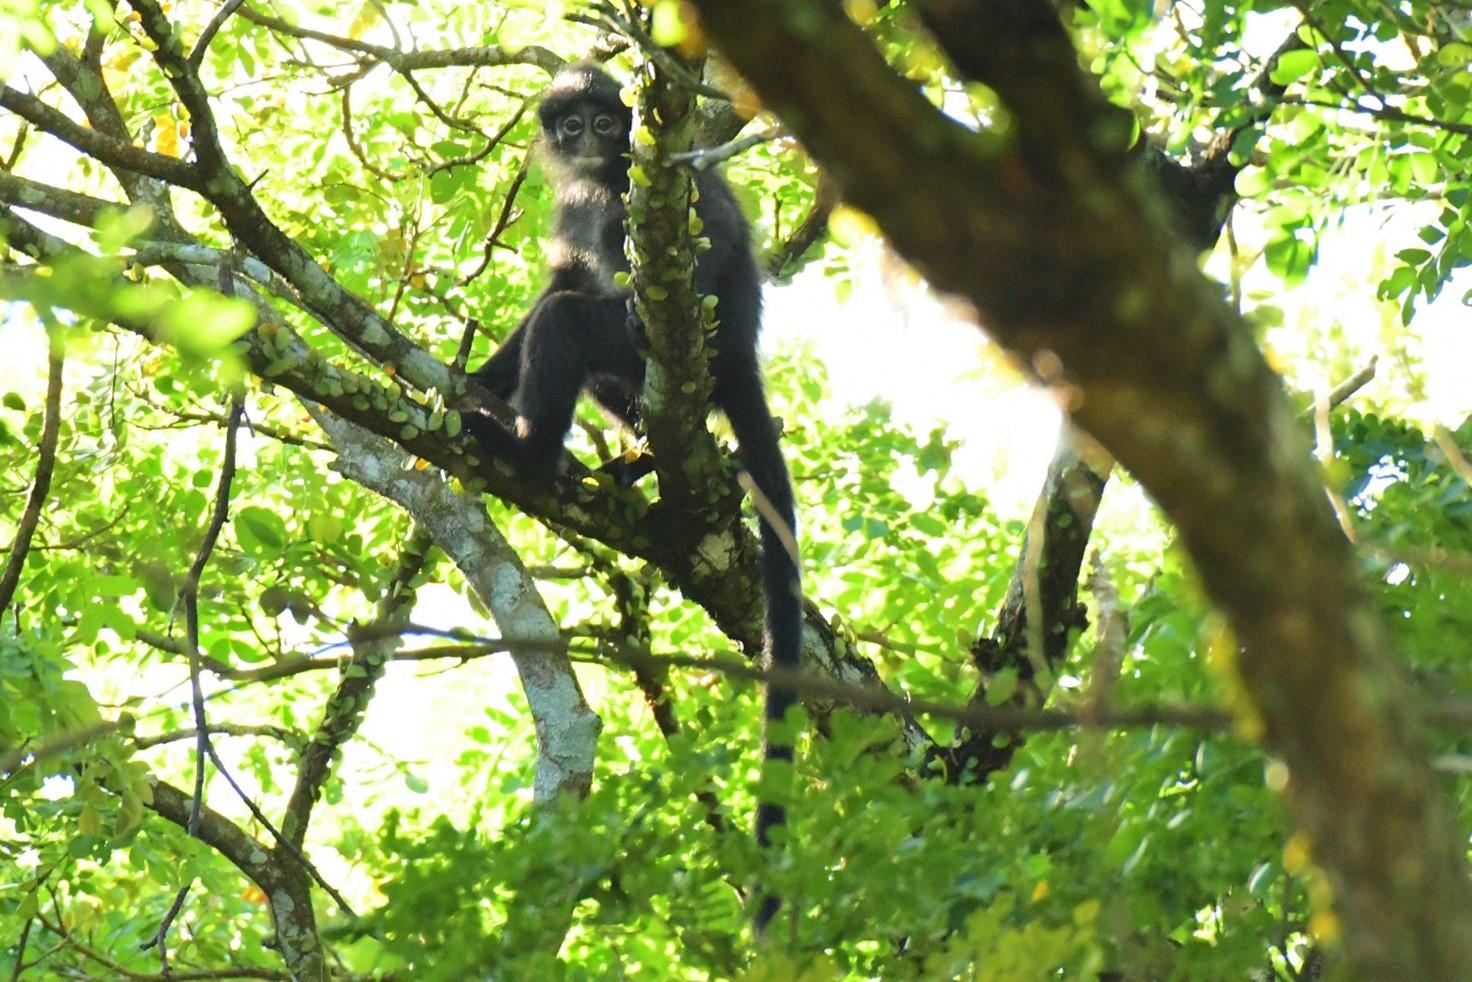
146, 396, 245, 972
690, 0, 1472, 974
189, 0, 249, 70
0, 326, 63, 614
280, 527, 430, 847
238, 5, 564, 76
307, 406, 601, 804
0, 85, 200, 189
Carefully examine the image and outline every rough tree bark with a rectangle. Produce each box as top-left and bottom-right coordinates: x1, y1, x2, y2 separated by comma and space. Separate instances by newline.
688, 0, 1472, 977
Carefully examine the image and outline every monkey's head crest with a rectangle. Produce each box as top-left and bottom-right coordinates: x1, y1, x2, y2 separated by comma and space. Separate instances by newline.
538, 63, 631, 130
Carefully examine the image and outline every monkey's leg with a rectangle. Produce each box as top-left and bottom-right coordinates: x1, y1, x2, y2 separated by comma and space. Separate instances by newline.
470, 316, 530, 400
506, 291, 642, 473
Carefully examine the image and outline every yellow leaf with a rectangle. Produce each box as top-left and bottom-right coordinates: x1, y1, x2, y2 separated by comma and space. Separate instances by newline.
1308, 910, 1339, 942
1031, 879, 1049, 902
828, 205, 879, 246
1262, 342, 1287, 373
348, 5, 381, 40
155, 115, 180, 157
1282, 832, 1312, 874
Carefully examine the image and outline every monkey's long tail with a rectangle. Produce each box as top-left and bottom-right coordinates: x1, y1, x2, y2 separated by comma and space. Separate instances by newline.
722, 372, 802, 932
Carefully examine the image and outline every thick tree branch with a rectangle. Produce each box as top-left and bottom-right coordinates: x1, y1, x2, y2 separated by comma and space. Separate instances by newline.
307, 407, 601, 804
690, 0, 1472, 975
144, 779, 282, 893
628, 55, 726, 515
308, 405, 599, 960
0, 171, 130, 229
0, 85, 200, 189
934, 437, 1111, 783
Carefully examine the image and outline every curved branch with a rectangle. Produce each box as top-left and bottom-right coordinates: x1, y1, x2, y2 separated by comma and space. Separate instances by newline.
307, 406, 601, 803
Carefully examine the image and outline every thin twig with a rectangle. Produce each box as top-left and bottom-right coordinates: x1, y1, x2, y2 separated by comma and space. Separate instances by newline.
341, 82, 408, 182
1299, 356, 1377, 420
1289, 0, 1384, 108
669, 127, 781, 170
9, 918, 31, 982
238, 5, 563, 75
189, 0, 249, 70
134, 724, 295, 750
578, 4, 729, 101
0, 723, 121, 776
52, 907, 291, 980
145, 395, 245, 970
426, 94, 532, 177
1283, 94, 1472, 138
458, 149, 531, 287
0, 326, 64, 614
2, 119, 28, 170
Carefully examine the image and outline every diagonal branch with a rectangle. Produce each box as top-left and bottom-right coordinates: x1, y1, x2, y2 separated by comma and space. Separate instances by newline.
189, 0, 249, 70
279, 526, 429, 848
0, 85, 200, 189
0, 326, 63, 614
689, 0, 1472, 975
307, 406, 601, 803
120, 0, 453, 394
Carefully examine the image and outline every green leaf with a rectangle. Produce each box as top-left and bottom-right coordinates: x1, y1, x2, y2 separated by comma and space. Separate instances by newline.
1264, 231, 1315, 284
1269, 49, 1319, 86
236, 506, 287, 553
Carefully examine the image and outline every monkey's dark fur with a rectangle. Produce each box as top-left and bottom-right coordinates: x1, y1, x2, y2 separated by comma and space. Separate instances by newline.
468, 65, 801, 927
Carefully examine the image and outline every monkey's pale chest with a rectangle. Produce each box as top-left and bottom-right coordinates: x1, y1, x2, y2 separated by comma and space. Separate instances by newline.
550, 184, 628, 296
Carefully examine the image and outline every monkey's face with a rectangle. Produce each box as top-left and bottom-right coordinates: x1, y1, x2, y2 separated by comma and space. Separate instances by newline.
545, 101, 628, 174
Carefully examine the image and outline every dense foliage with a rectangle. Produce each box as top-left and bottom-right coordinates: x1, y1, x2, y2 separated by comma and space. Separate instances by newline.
2, 1, 1470, 979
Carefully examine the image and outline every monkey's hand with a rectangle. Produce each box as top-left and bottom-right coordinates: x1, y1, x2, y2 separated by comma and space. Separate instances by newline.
624, 294, 646, 340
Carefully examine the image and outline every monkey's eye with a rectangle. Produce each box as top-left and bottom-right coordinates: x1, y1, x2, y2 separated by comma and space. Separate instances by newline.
561, 116, 584, 136
594, 115, 617, 136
